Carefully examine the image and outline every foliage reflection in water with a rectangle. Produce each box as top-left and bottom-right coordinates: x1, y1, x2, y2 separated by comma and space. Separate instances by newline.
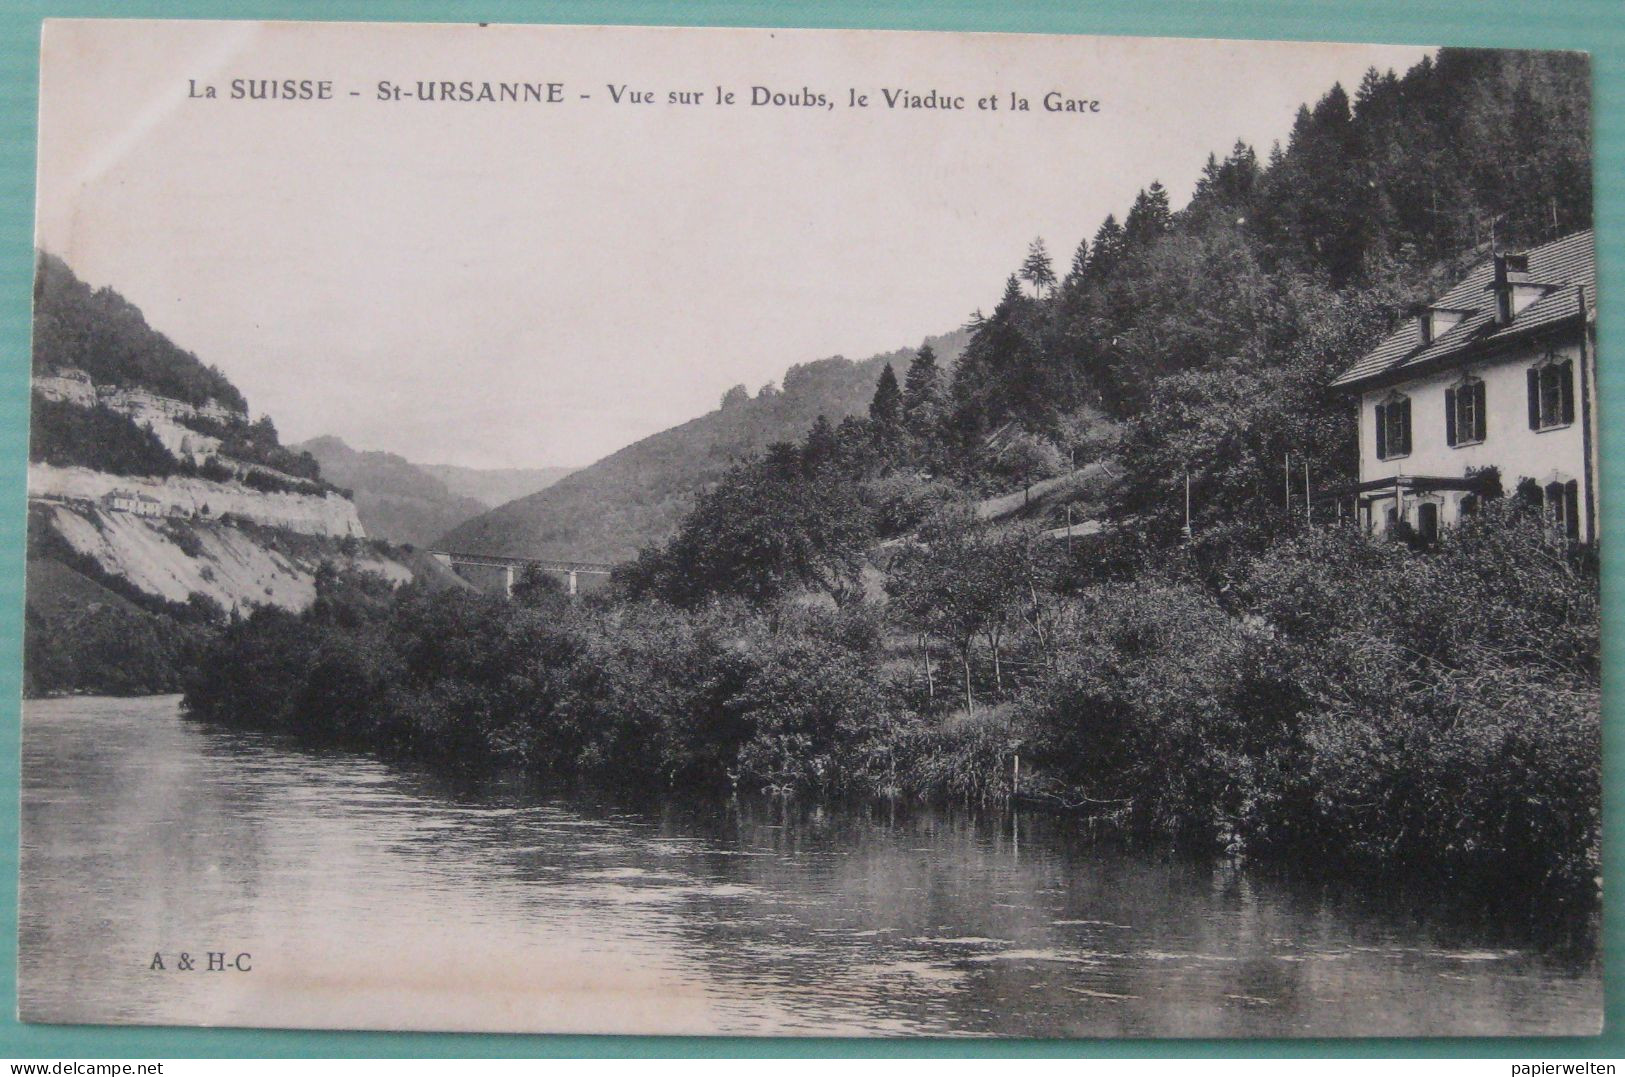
19, 695, 1599, 1037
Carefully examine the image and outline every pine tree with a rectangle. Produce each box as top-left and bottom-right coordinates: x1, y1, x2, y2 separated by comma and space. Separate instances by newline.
1067, 237, 1090, 283
1019, 237, 1057, 297
998, 273, 1025, 312
1124, 181, 1172, 245
902, 345, 942, 416
1194, 152, 1223, 202
901, 344, 946, 451
802, 413, 838, 473
869, 362, 902, 428
1088, 215, 1126, 278
1224, 141, 1259, 201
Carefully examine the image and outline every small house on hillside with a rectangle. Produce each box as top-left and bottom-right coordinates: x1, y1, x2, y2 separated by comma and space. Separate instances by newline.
105, 489, 163, 518
1328, 229, 1598, 543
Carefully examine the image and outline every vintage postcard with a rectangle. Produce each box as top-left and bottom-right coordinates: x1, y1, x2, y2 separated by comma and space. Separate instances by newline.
18, 18, 1600, 1037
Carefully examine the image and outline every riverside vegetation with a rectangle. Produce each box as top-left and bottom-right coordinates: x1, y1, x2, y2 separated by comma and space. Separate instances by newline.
173, 48, 1599, 910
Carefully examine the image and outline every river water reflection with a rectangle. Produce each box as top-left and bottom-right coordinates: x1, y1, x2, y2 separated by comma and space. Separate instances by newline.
19, 695, 1600, 1037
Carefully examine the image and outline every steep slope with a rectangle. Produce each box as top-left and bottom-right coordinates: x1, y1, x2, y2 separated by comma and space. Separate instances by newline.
26, 256, 427, 694
419, 463, 576, 509
32, 252, 246, 410
439, 329, 970, 562
295, 436, 491, 548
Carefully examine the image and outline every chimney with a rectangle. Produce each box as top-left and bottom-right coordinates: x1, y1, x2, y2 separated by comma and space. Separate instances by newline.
1491, 254, 1514, 326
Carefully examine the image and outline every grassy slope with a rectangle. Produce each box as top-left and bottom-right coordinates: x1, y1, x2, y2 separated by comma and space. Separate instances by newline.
25, 557, 143, 620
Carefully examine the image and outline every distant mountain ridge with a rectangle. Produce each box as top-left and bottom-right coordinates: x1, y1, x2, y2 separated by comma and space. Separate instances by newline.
420, 463, 577, 510
439, 328, 971, 563
294, 437, 574, 548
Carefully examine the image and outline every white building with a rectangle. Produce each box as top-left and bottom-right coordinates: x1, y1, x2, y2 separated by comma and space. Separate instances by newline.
105, 489, 164, 517
1328, 230, 1598, 543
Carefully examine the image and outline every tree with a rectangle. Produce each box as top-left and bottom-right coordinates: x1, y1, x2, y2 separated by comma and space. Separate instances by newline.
1066, 237, 1090, 284
998, 430, 1065, 505
1088, 215, 1126, 278
802, 414, 838, 474
1124, 182, 1172, 246
720, 384, 750, 409
948, 274, 1056, 446
902, 345, 943, 422
1020, 237, 1057, 297
869, 362, 902, 429
640, 458, 875, 609
885, 503, 1031, 713
511, 563, 564, 607
1190, 140, 1259, 217
1053, 406, 1117, 472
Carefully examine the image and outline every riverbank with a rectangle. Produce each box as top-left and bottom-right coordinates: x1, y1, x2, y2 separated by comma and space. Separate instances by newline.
21, 693, 1603, 1036
180, 500, 1600, 919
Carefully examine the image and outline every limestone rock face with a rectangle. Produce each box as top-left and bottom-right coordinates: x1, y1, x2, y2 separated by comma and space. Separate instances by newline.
29, 464, 365, 538
35, 500, 409, 614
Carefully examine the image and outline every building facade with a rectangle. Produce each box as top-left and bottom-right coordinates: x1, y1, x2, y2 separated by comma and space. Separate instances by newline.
1329, 230, 1598, 543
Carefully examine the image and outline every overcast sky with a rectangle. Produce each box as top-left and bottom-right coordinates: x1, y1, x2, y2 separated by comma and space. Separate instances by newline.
35, 20, 1432, 469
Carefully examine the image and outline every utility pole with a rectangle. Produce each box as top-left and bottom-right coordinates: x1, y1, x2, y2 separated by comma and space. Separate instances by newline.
1183, 472, 1192, 543
1304, 460, 1312, 526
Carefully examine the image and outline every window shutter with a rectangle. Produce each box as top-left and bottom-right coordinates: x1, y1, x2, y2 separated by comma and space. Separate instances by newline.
1398, 399, 1411, 455
1528, 367, 1541, 428
1375, 402, 1387, 459
1445, 388, 1457, 446
1565, 481, 1579, 540
1474, 380, 1487, 441
1560, 360, 1575, 425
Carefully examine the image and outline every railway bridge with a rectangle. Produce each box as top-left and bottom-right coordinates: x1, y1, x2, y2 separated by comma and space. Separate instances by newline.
427, 550, 617, 597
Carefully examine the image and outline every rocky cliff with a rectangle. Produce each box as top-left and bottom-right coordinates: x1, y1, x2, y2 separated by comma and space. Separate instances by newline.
25, 255, 431, 694
30, 463, 365, 538
33, 500, 409, 614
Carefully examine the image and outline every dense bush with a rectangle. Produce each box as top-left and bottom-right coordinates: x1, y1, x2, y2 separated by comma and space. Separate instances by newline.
24, 602, 211, 696
1016, 503, 1600, 903
30, 394, 179, 477
184, 576, 893, 797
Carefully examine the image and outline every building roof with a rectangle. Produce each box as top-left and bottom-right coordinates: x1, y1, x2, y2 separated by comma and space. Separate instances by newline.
1330, 229, 1595, 391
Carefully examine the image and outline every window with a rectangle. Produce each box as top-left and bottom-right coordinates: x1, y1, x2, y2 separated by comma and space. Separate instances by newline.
1545, 480, 1580, 541
1528, 356, 1575, 430
1446, 376, 1486, 446
1375, 393, 1411, 460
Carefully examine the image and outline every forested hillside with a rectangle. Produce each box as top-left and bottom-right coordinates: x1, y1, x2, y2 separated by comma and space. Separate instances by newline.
623, 48, 1592, 597
439, 329, 970, 561
32, 253, 246, 411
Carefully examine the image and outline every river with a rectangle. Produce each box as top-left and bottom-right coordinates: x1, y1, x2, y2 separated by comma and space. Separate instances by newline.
18, 695, 1601, 1038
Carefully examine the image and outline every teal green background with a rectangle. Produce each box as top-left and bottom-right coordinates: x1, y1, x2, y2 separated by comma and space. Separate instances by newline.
0, 0, 1618, 1058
